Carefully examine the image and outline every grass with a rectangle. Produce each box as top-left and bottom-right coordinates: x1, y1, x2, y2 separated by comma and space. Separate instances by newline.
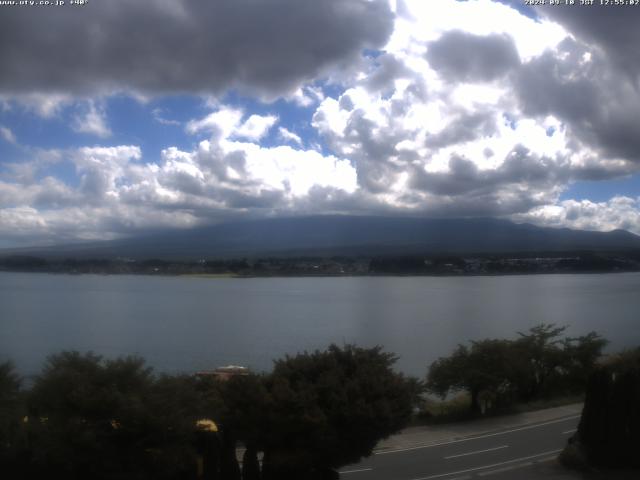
508, 394, 584, 414
411, 392, 584, 426
412, 393, 474, 425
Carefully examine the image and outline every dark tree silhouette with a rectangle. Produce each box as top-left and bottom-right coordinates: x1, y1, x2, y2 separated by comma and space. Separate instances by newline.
427, 325, 608, 414
576, 348, 640, 468
25, 352, 204, 480
427, 340, 516, 414
259, 344, 421, 479
0, 361, 23, 473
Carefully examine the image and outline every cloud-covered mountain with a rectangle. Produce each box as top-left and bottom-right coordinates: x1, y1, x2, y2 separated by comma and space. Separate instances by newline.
5, 216, 640, 260
1, 1, 640, 246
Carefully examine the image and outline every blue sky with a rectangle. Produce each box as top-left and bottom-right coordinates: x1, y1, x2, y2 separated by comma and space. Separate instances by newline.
1, 0, 639, 246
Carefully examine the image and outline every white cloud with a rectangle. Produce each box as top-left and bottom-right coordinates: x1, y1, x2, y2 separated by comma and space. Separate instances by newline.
0, 206, 47, 235
151, 108, 180, 126
0, 131, 358, 243
0, 125, 16, 144
391, 0, 566, 61
186, 108, 278, 142
71, 101, 112, 138
289, 85, 326, 107
185, 107, 243, 137
73, 145, 141, 200
234, 114, 278, 141
214, 140, 357, 197
517, 197, 640, 235
278, 127, 303, 146
308, 0, 640, 223
9, 93, 71, 118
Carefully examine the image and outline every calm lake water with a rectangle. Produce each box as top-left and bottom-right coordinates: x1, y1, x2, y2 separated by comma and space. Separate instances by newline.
1, 272, 639, 378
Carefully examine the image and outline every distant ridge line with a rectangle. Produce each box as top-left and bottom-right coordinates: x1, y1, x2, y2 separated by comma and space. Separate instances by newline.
1, 215, 640, 260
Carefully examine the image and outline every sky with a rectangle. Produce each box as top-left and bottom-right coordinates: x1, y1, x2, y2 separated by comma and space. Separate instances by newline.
1, 0, 640, 247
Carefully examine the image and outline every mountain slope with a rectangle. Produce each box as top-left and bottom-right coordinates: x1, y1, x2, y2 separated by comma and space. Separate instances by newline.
3, 216, 640, 259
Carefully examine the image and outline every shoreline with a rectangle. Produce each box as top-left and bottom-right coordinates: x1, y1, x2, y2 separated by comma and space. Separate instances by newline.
1, 269, 639, 278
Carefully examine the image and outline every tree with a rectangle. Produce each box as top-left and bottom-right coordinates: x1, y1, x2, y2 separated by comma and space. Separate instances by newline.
214, 374, 270, 480
258, 344, 421, 479
426, 324, 608, 413
427, 340, 517, 414
26, 351, 203, 480
512, 324, 569, 400
561, 332, 608, 392
574, 347, 640, 468
0, 361, 24, 473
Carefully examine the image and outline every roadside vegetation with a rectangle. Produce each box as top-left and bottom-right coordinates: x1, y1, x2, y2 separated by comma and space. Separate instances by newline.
424, 324, 607, 418
0, 345, 420, 480
0, 325, 627, 478
561, 347, 640, 471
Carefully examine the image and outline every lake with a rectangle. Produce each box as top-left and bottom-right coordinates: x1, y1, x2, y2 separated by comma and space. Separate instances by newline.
1, 272, 639, 378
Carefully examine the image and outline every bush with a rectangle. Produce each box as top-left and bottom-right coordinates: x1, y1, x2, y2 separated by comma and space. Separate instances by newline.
426, 324, 607, 415
259, 344, 422, 478
576, 348, 640, 468
1, 345, 423, 479
0, 361, 24, 472
25, 352, 204, 479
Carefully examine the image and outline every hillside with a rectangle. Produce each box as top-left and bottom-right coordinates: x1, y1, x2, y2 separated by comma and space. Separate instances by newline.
2, 216, 640, 260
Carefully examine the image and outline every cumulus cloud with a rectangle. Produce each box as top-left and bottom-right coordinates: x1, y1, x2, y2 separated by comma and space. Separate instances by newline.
278, 127, 303, 147
307, 1, 640, 228
514, 36, 640, 165
234, 114, 278, 141
539, 5, 640, 82
2, 93, 71, 118
2, 0, 640, 244
0, 0, 393, 100
186, 108, 244, 138
312, 62, 570, 215
426, 30, 520, 83
0, 109, 357, 242
289, 86, 326, 108
518, 197, 640, 235
71, 102, 112, 138
151, 108, 180, 126
186, 108, 278, 141
0, 125, 16, 144
73, 146, 141, 200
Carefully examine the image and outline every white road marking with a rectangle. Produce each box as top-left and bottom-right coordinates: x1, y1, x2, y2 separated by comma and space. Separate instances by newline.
477, 461, 532, 476
407, 449, 562, 480
562, 429, 577, 435
339, 467, 373, 474
536, 456, 558, 463
376, 415, 579, 455
444, 445, 508, 459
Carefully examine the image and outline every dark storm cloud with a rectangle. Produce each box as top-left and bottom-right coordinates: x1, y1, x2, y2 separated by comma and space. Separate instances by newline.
539, 6, 640, 81
514, 37, 640, 164
426, 30, 520, 83
340, 110, 405, 194
407, 143, 633, 212
361, 53, 413, 93
409, 147, 564, 198
0, 0, 393, 98
514, 42, 599, 122
425, 110, 497, 149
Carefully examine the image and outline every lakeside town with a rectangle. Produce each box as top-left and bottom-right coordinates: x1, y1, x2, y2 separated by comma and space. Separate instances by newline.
2, 251, 640, 276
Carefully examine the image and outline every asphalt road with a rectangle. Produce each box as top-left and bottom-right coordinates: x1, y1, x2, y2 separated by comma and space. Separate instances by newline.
339, 414, 580, 480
